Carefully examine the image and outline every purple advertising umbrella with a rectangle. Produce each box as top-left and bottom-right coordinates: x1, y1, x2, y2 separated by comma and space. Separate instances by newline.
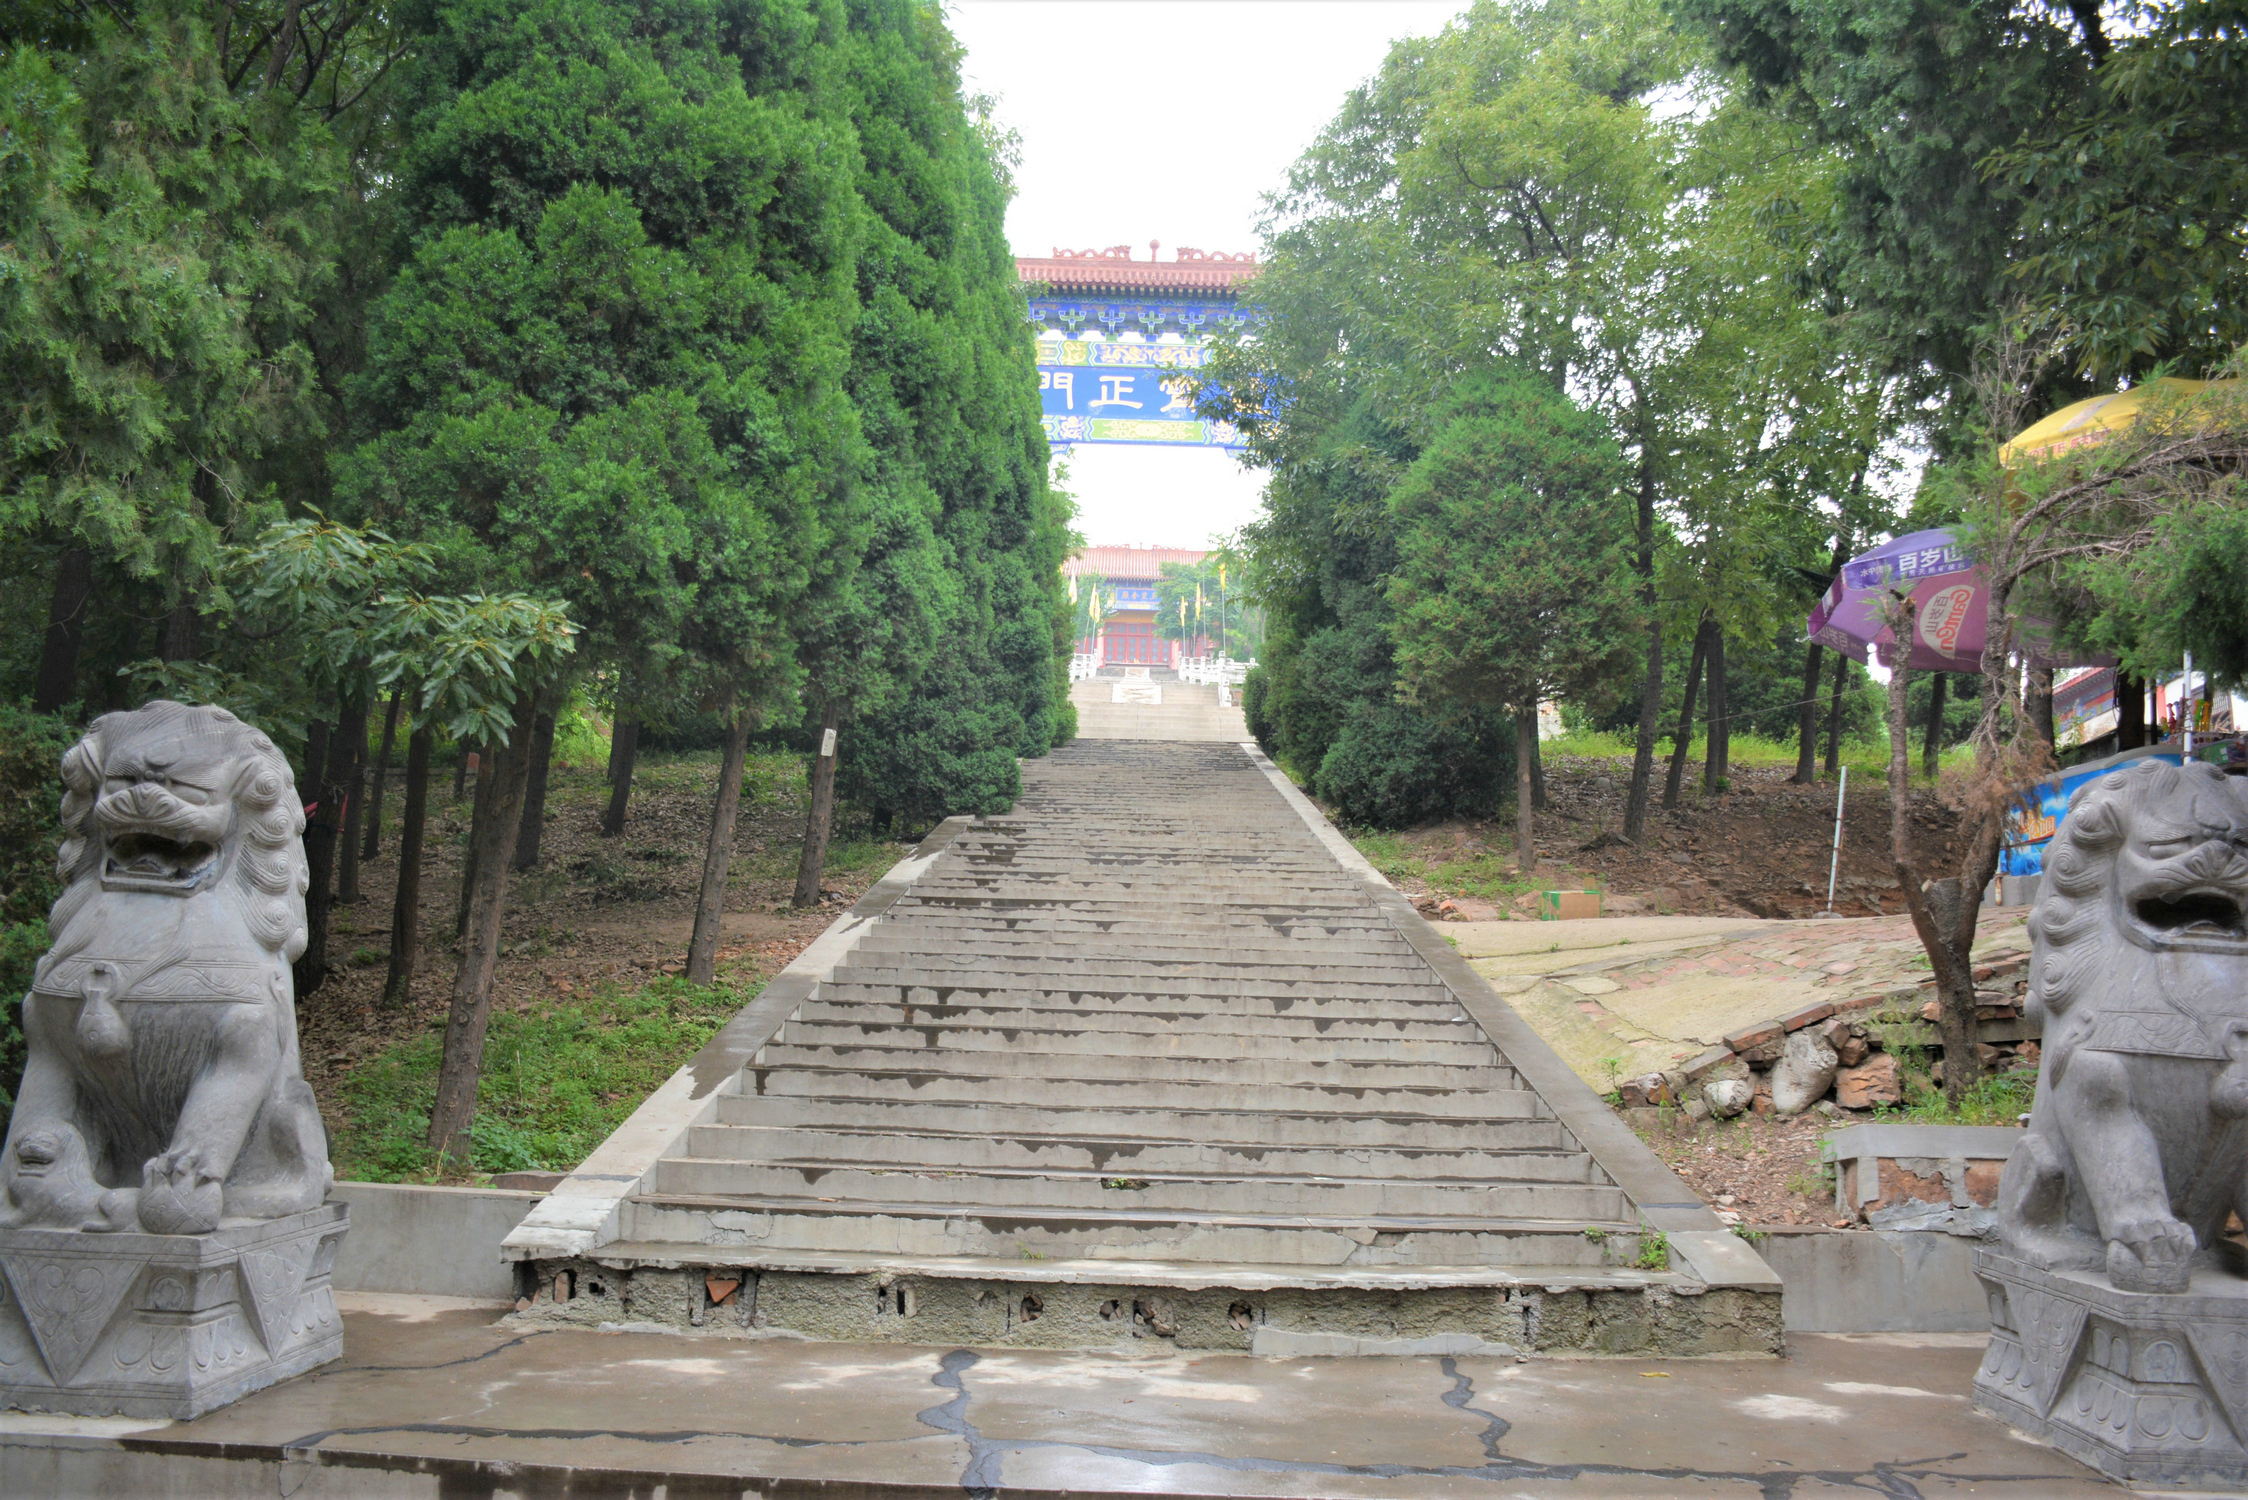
1806, 529, 1991, 672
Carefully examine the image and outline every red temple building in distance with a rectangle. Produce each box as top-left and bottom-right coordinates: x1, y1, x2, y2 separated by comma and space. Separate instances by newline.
1064, 545, 1217, 669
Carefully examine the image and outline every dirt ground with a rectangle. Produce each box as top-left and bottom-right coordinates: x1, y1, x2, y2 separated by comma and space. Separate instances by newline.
1628, 1110, 1854, 1229
297, 752, 912, 1165
1377, 752, 1966, 920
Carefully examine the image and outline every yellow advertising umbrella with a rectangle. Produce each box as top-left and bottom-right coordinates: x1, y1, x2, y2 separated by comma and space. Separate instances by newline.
1999, 377, 2235, 466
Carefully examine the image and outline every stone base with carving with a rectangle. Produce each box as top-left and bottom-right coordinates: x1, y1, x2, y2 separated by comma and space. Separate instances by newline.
0, 1202, 346, 1419
1973, 1249, 2248, 1489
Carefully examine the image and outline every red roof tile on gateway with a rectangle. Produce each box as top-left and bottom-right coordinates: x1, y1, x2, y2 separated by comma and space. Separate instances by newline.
1064, 545, 1209, 578
1019, 246, 1260, 295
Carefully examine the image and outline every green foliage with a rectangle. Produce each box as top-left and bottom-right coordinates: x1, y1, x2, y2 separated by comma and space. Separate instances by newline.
0, 704, 81, 1124
331, 974, 756, 1181
1883, 1063, 2038, 1126
1988, 1, 2248, 381
1386, 373, 1644, 716
1635, 1228, 1670, 1269
127, 514, 579, 749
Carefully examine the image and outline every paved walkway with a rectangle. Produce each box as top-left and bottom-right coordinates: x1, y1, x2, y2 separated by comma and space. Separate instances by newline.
1451, 911, 2032, 1089
0, 1294, 2121, 1497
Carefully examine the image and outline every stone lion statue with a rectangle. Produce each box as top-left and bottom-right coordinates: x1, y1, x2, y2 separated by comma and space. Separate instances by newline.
2000, 757, 2248, 1292
1, 701, 333, 1236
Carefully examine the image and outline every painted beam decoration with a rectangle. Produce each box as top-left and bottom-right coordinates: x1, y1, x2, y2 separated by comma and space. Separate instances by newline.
1019, 247, 1259, 452
1036, 340, 1238, 449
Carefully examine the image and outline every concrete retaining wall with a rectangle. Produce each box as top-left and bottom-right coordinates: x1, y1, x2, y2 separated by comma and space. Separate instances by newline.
1758, 1227, 1989, 1333
329, 1182, 540, 1300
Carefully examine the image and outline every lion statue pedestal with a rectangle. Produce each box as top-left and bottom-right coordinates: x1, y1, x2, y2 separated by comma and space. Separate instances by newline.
1973, 758, 2248, 1489
0, 702, 347, 1419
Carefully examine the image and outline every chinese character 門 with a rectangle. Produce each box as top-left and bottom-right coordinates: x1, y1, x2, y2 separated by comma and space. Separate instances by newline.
1041, 370, 1075, 409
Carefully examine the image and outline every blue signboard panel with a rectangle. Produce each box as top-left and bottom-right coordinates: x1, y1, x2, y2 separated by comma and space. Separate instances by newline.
1033, 338, 1241, 450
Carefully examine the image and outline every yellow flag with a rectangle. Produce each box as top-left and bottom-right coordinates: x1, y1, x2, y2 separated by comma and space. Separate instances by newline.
1179, 599, 1187, 626
1219, 563, 1227, 589
1068, 574, 1078, 603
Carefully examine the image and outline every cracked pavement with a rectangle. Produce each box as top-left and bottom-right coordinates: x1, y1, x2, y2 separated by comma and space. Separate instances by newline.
0, 1294, 2124, 1496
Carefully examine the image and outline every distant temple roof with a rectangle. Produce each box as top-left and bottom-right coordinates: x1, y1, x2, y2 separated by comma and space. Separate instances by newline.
1064, 544, 1208, 580
1018, 244, 1260, 296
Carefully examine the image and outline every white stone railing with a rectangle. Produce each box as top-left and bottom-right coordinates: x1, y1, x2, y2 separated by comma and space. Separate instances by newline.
1069, 652, 1098, 682
1179, 655, 1254, 686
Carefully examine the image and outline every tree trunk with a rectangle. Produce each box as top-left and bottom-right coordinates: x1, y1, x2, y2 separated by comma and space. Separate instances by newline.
2116, 669, 2146, 749
453, 745, 471, 801
511, 710, 557, 870
1823, 651, 1849, 773
363, 691, 402, 860
1792, 643, 1826, 783
792, 704, 842, 909
1885, 658, 1981, 1104
334, 697, 370, 904
600, 714, 640, 837
1663, 615, 1712, 809
294, 715, 347, 998
456, 745, 493, 939
1794, 538, 1849, 784
1702, 628, 1728, 790
1527, 719, 1546, 811
2025, 663, 2055, 748
382, 720, 434, 1009
160, 598, 200, 662
426, 726, 537, 1167
1923, 672, 1949, 780
34, 545, 93, 715
686, 708, 753, 986
1622, 447, 1661, 841
1513, 708, 1537, 873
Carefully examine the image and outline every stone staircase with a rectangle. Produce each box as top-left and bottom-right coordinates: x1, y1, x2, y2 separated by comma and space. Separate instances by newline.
506, 741, 1779, 1354
1069, 677, 1247, 740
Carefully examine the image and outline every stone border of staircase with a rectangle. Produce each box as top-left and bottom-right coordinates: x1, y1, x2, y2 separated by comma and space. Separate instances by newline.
1238, 742, 1782, 1301
499, 815, 976, 1266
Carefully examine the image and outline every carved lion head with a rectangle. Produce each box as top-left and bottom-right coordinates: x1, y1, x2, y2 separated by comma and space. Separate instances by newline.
2030, 758, 2248, 1018
53, 701, 308, 958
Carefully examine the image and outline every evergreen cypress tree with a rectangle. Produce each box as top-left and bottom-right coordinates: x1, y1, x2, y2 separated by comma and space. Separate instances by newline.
825, 0, 1070, 839
348, 0, 863, 1162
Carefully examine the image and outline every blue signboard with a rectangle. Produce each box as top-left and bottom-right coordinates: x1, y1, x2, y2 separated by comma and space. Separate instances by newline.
1033, 338, 1242, 450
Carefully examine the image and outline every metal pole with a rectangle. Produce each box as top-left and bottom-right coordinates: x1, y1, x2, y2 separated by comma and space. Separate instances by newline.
1825, 765, 1849, 911
2184, 651, 2196, 757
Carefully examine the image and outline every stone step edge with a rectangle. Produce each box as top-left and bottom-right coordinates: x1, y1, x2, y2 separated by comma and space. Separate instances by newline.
624, 1191, 1635, 1237
539, 1242, 1684, 1294
659, 1155, 1600, 1189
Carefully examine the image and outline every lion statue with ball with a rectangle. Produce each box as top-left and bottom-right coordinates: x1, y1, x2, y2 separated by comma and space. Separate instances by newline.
1, 701, 333, 1236
2000, 756, 2248, 1293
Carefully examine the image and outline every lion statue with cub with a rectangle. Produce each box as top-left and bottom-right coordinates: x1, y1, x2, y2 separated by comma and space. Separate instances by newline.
2, 701, 332, 1236
2004, 756, 2248, 1293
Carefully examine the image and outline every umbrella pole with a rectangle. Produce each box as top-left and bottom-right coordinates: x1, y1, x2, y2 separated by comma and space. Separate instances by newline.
1826, 765, 1848, 912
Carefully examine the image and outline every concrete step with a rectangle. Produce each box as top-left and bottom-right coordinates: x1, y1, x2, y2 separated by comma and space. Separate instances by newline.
792, 1000, 1481, 1042
751, 1044, 1520, 1092
740, 1068, 1546, 1118
711, 1094, 1574, 1151
682, 1122, 1596, 1180
623, 1195, 1633, 1267
815, 981, 1462, 1020
646, 1159, 1631, 1221
775, 1020, 1499, 1066
823, 971, 1459, 1004
848, 934, 1417, 966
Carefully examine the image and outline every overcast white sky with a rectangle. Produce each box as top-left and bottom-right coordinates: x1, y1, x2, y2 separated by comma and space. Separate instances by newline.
949, 1, 1464, 548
